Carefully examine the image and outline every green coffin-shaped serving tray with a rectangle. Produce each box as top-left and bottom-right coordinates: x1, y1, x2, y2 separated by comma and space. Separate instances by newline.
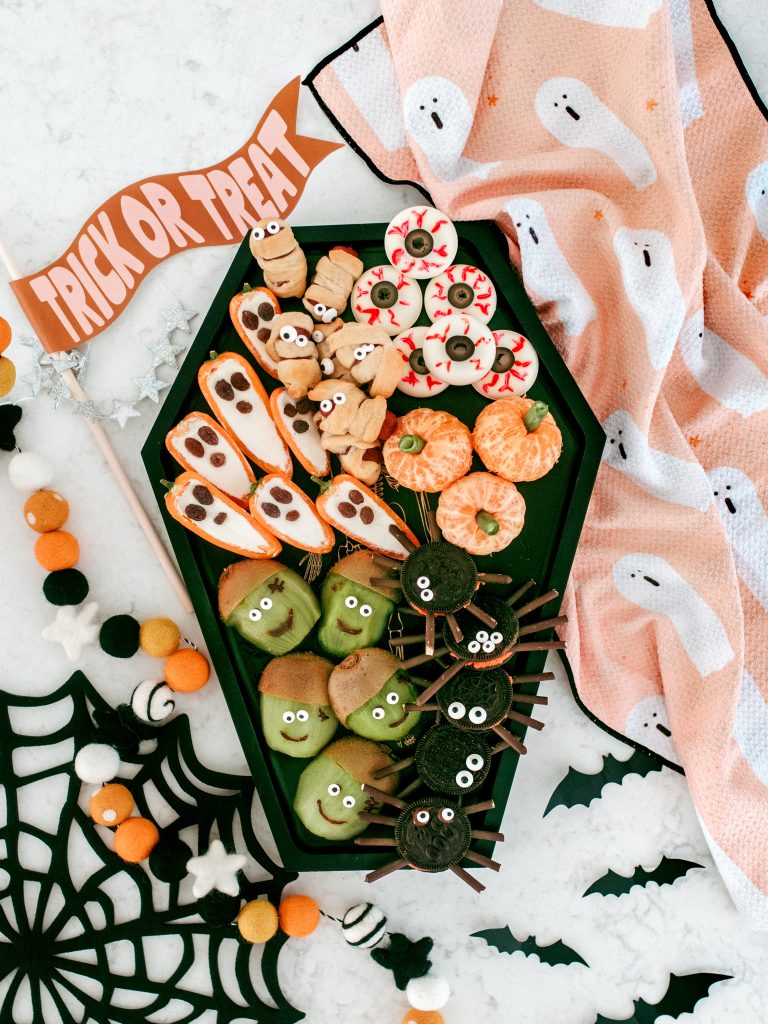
142, 221, 604, 873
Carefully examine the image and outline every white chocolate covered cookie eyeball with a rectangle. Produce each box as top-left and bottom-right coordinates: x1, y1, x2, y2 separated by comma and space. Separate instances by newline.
422, 314, 495, 386
424, 265, 497, 324
384, 206, 458, 279
394, 327, 449, 399
472, 330, 540, 400
351, 265, 422, 336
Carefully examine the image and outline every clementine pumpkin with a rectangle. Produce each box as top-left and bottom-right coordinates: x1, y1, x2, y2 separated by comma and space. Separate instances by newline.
437, 472, 525, 555
383, 408, 472, 493
473, 397, 562, 482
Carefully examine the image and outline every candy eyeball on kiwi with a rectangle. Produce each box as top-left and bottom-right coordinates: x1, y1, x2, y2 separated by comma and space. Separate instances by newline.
473, 330, 539, 400
329, 649, 421, 743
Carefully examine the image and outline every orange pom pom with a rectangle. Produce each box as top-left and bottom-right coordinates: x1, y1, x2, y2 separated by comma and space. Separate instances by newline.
113, 817, 159, 862
89, 783, 134, 826
24, 490, 69, 533
34, 530, 80, 571
140, 617, 180, 658
0, 317, 11, 355
238, 900, 279, 943
402, 1012, 444, 1024
0, 356, 15, 398
164, 648, 210, 693
278, 895, 320, 938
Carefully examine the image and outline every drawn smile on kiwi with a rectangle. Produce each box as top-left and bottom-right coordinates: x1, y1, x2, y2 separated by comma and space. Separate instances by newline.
317, 799, 347, 826
281, 731, 309, 743
388, 709, 409, 729
337, 617, 363, 635
268, 609, 294, 637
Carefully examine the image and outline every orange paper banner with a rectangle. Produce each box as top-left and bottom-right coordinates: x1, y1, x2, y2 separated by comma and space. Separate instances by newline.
11, 79, 341, 353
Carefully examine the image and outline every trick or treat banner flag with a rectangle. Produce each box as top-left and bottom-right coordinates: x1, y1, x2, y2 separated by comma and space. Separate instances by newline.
10, 78, 341, 353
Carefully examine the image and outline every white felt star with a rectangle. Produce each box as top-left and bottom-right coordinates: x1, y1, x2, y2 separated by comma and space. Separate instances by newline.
186, 839, 246, 898
133, 368, 169, 403
147, 334, 185, 369
161, 304, 197, 334
41, 602, 100, 661
109, 399, 140, 429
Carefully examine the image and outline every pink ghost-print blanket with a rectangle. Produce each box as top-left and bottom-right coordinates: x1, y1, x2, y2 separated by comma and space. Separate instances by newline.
307, 0, 768, 926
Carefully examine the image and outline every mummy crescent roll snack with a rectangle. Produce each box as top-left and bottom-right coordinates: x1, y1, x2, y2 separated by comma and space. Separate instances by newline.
249, 219, 307, 298
303, 246, 364, 321
266, 312, 322, 399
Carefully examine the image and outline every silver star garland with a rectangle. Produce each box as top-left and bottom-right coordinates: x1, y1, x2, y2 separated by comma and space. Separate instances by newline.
21, 305, 196, 426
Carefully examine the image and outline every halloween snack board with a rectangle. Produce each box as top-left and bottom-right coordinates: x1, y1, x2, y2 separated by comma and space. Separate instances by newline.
142, 219, 604, 872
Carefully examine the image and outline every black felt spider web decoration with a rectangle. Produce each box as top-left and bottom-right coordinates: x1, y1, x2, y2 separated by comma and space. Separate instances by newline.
0, 670, 303, 1023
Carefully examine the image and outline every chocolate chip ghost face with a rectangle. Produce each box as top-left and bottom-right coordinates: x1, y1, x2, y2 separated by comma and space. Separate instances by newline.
226, 569, 320, 656
318, 575, 396, 658
260, 695, 337, 758
346, 672, 420, 742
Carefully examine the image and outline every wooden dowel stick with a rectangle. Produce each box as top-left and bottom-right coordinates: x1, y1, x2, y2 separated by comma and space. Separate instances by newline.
518, 615, 568, 637
359, 812, 396, 827
466, 602, 497, 628
450, 865, 485, 893
354, 837, 397, 847
362, 784, 406, 809
417, 658, 464, 705
464, 850, 501, 872
508, 709, 545, 731
516, 589, 559, 619
0, 233, 193, 614
365, 859, 408, 883
493, 725, 526, 755
513, 640, 566, 653
471, 829, 505, 843
511, 672, 556, 684
463, 799, 495, 815
506, 579, 535, 606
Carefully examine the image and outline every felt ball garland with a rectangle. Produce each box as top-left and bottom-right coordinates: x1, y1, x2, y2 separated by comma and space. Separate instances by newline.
99, 614, 141, 658
0, 316, 14, 398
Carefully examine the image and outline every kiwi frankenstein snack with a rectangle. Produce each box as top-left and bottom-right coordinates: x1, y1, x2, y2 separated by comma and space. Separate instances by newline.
219, 558, 320, 657
293, 737, 398, 841
317, 550, 399, 658
258, 653, 337, 757
329, 648, 420, 742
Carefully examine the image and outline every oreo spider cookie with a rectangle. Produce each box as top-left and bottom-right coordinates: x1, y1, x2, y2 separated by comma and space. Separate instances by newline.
394, 797, 471, 872
384, 206, 458, 279
473, 330, 540, 400
422, 314, 495, 386
400, 541, 478, 614
424, 265, 497, 324
438, 668, 513, 731
414, 727, 492, 795
351, 265, 422, 336
394, 327, 449, 399
442, 593, 519, 666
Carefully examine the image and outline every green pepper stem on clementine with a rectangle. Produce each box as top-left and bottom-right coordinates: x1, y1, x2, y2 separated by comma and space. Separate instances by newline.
399, 434, 426, 454
475, 510, 500, 536
523, 401, 549, 433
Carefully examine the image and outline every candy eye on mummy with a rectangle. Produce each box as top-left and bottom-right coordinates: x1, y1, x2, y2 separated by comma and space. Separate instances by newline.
320, 358, 334, 375
353, 344, 375, 361
312, 330, 325, 343
313, 302, 338, 323
248, 596, 274, 621
466, 629, 503, 654
252, 227, 266, 241
266, 221, 281, 235
416, 574, 433, 602
280, 326, 298, 343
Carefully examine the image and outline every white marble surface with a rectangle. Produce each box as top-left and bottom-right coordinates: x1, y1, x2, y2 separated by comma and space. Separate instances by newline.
1, 1, 768, 1021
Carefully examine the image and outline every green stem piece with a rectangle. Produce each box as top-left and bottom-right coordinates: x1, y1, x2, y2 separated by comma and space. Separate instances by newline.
248, 481, 259, 497
242, 282, 252, 292
311, 474, 332, 494
476, 510, 500, 536
209, 350, 219, 361
160, 479, 175, 492
523, 401, 549, 433
399, 434, 426, 454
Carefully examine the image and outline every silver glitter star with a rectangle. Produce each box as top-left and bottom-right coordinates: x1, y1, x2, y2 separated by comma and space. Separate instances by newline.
147, 334, 185, 369
19, 335, 44, 353
73, 400, 97, 421
21, 362, 53, 396
133, 368, 169, 403
110, 399, 140, 429
42, 350, 80, 373
161, 304, 197, 334
48, 375, 71, 409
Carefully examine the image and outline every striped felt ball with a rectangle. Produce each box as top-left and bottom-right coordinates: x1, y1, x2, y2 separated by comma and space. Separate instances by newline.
341, 902, 387, 949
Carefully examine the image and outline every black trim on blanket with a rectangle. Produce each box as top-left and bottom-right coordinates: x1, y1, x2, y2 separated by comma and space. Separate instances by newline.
303, 15, 434, 204
704, 0, 768, 124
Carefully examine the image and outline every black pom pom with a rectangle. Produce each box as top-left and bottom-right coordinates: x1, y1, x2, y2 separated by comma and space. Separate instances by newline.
371, 933, 433, 989
0, 404, 22, 452
149, 835, 193, 883
198, 890, 241, 927
99, 614, 140, 658
43, 569, 89, 606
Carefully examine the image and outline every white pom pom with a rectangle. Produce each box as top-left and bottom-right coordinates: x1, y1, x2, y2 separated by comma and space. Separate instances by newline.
130, 680, 176, 724
342, 902, 387, 948
406, 975, 450, 1011
74, 743, 120, 785
8, 451, 53, 492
